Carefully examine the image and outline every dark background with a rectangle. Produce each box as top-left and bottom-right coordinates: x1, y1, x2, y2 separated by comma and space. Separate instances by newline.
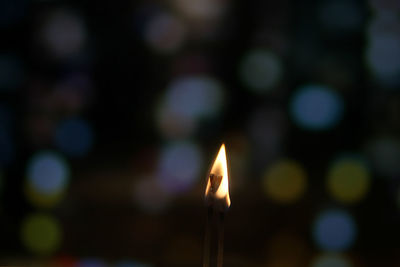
1, 0, 400, 266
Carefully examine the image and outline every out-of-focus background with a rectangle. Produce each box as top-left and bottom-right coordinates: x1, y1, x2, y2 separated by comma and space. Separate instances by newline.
1, 0, 400, 266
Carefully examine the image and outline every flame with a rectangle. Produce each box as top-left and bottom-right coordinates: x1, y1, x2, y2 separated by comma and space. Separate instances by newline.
205, 144, 231, 208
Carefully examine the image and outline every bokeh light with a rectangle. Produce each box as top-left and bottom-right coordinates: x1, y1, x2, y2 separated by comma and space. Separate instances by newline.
311, 253, 353, 267
164, 75, 224, 119
144, 12, 186, 53
55, 118, 94, 158
156, 141, 203, 194
0, 54, 25, 90
156, 75, 224, 138
290, 84, 344, 130
39, 9, 87, 58
366, 30, 400, 86
239, 49, 282, 93
1, 0, 399, 264
327, 156, 371, 204
312, 209, 356, 251
25, 151, 70, 207
262, 159, 307, 204
366, 137, 400, 177
20, 213, 62, 255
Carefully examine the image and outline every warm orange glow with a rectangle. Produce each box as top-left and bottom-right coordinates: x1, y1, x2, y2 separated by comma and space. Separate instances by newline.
205, 144, 231, 208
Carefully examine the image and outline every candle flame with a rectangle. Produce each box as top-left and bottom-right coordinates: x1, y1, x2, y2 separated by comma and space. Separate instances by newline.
205, 144, 231, 208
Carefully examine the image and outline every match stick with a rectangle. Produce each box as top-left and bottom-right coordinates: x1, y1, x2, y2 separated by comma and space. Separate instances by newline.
203, 206, 213, 267
217, 212, 224, 267
203, 144, 231, 267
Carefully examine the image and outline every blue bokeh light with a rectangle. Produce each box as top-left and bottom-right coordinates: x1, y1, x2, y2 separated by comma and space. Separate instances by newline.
26, 151, 69, 195
165, 75, 224, 120
313, 209, 356, 251
55, 118, 94, 157
290, 85, 344, 130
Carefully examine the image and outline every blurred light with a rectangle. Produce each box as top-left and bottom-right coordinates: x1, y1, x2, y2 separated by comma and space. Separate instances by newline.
20, 213, 62, 255
0, 0, 26, 27
0, 54, 25, 90
290, 85, 344, 130
311, 253, 353, 267
239, 49, 282, 93
133, 176, 172, 214
366, 137, 400, 177
366, 31, 400, 86
156, 75, 224, 138
165, 75, 224, 119
55, 118, 94, 157
262, 159, 307, 204
144, 12, 186, 53
312, 209, 356, 251
77, 259, 107, 267
318, 0, 363, 33
327, 156, 371, 204
157, 141, 203, 194
39, 9, 86, 58
26, 151, 69, 207
171, 0, 226, 21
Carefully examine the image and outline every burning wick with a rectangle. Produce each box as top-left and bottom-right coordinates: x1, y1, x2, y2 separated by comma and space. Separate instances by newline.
203, 144, 231, 267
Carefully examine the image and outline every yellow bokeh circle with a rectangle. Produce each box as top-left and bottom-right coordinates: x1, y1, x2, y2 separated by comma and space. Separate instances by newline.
327, 157, 370, 204
20, 213, 62, 255
263, 160, 307, 203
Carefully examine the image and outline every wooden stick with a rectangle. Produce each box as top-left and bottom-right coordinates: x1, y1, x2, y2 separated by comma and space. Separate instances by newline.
217, 212, 225, 267
203, 206, 226, 267
203, 206, 213, 267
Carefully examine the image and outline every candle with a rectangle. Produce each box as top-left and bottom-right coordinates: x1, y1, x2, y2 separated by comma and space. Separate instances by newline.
203, 144, 231, 267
